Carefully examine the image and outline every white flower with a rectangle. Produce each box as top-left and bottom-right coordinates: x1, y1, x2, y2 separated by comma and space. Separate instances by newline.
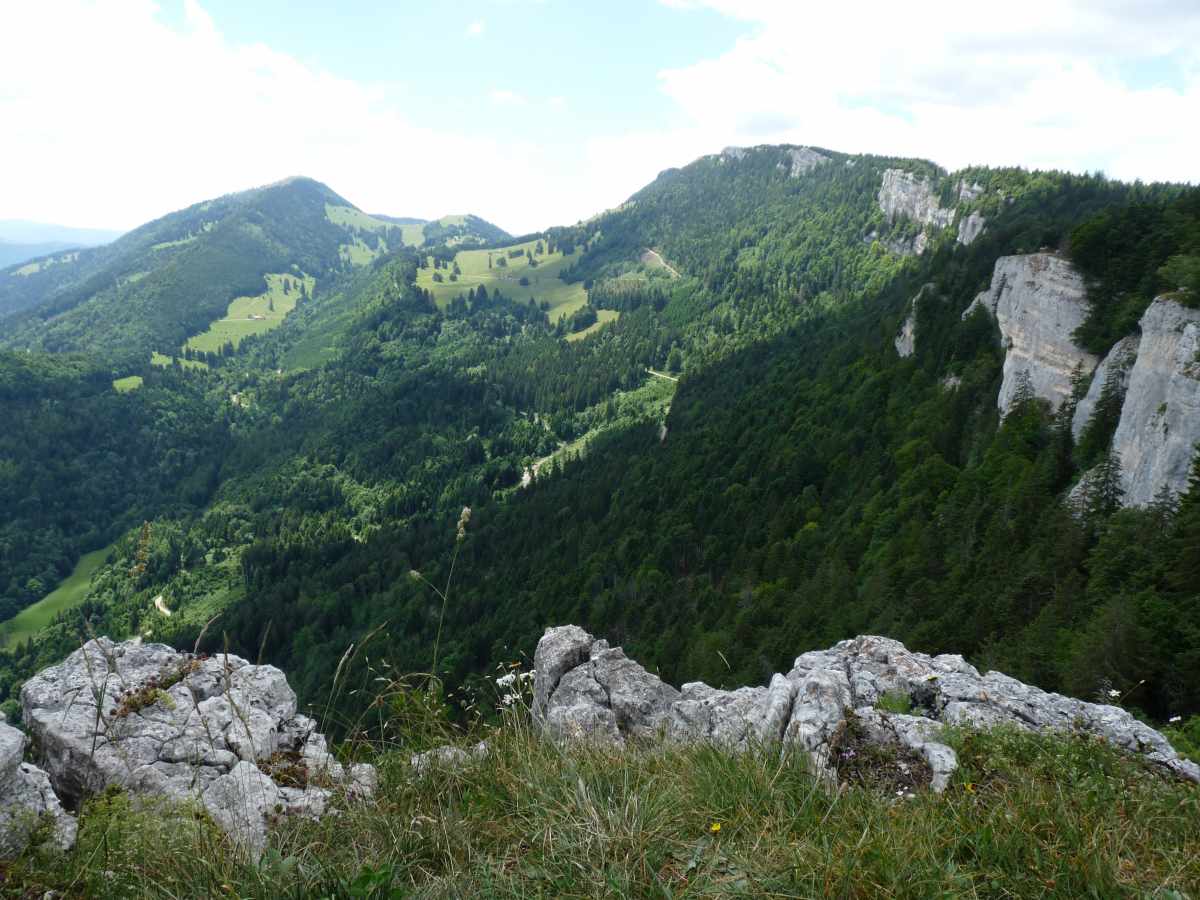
1169, 715, 1182, 724
1107, 688, 1121, 699
496, 672, 517, 688
501, 693, 518, 706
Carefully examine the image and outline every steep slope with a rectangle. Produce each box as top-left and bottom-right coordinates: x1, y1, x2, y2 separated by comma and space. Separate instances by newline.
0, 181, 504, 371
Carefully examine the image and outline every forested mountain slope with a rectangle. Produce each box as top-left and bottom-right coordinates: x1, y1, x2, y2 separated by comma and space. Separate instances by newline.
1, 146, 1198, 748
0, 179, 504, 372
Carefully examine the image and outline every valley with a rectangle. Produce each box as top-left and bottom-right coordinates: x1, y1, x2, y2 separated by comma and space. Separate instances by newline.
0, 144, 1198, 774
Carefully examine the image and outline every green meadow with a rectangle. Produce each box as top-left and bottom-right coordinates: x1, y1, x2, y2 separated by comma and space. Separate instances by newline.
566, 308, 620, 342
416, 239, 589, 323
151, 351, 208, 371
0, 543, 113, 648
184, 272, 314, 354
112, 374, 143, 392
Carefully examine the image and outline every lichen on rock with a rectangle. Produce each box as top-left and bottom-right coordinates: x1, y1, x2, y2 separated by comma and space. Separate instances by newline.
532, 626, 1200, 791
19, 638, 375, 858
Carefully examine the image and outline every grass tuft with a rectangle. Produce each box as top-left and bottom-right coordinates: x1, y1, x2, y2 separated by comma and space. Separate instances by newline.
4, 699, 1199, 897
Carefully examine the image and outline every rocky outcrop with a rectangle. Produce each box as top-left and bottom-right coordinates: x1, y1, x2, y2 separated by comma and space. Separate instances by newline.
0, 717, 76, 859
533, 627, 1199, 790
719, 147, 748, 162
780, 147, 830, 177
958, 180, 984, 203
878, 169, 955, 229
895, 284, 935, 358
20, 638, 375, 858
956, 210, 986, 246
967, 254, 1098, 415
1108, 297, 1200, 506
1072, 334, 1140, 441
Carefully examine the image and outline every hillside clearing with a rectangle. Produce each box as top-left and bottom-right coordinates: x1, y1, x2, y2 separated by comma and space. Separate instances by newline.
112, 374, 143, 392
184, 272, 314, 355
565, 308, 619, 341
0, 543, 113, 648
416, 239, 588, 323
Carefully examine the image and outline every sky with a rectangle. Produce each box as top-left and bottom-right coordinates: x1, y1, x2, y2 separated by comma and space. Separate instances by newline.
2, 0, 1198, 235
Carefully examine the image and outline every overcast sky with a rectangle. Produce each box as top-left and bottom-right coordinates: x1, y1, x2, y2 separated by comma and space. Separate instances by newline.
3, 0, 1198, 234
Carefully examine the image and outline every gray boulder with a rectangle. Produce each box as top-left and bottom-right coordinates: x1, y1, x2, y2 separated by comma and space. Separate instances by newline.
533, 627, 1200, 790
21, 638, 375, 858
0, 719, 76, 858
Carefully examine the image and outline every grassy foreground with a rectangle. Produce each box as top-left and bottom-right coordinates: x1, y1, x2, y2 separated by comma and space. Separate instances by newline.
3, 698, 1199, 899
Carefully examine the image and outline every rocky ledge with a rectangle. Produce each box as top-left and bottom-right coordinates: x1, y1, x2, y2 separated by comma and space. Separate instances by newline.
17, 638, 375, 858
0, 715, 76, 860
532, 626, 1199, 790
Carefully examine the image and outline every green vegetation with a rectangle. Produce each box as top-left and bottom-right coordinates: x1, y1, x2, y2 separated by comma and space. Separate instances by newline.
565, 308, 619, 342
0, 543, 113, 648
184, 272, 314, 355
151, 351, 207, 371
112, 374, 143, 392
1070, 188, 1200, 353
4, 698, 1199, 897
417, 239, 589, 322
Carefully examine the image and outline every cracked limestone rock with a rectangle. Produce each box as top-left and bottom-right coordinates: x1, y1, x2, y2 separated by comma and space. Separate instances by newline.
21, 638, 376, 858
1107, 297, 1200, 506
533, 627, 1200, 790
966, 253, 1098, 416
1071, 334, 1141, 441
0, 719, 76, 859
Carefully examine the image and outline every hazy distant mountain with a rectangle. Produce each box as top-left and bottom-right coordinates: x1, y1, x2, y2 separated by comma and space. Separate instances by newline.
0, 221, 124, 270
0, 220, 123, 247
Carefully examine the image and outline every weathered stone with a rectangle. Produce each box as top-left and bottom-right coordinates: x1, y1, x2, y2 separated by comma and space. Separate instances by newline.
895, 285, 936, 358
410, 740, 490, 776
1108, 297, 1200, 506
20, 638, 375, 858
968, 253, 1098, 415
956, 210, 986, 246
1072, 334, 1140, 441
878, 169, 956, 231
534, 626, 1200, 791
780, 146, 830, 177
0, 721, 76, 858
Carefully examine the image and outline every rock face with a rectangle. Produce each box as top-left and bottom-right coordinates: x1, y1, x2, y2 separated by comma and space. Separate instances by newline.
894, 284, 935, 358
533, 626, 1199, 789
780, 146, 830, 177
1072, 334, 1140, 441
0, 719, 76, 859
878, 169, 956, 230
956, 210, 986, 246
967, 254, 1098, 415
20, 638, 375, 858
1108, 297, 1200, 506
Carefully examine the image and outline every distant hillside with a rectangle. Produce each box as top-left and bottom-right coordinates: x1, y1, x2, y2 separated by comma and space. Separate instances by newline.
0, 240, 83, 270
0, 179, 504, 371
0, 220, 122, 247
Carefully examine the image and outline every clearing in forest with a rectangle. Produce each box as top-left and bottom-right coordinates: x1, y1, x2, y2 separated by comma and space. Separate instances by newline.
416, 239, 589, 323
0, 543, 114, 648
184, 272, 314, 355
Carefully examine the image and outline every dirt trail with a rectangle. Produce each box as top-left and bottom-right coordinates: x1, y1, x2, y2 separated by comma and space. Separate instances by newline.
640, 248, 680, 278
646, 368, 679, 382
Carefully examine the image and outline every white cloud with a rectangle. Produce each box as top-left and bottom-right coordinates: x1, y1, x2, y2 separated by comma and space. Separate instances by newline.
489, 89, 527, 106
466, 20, 484, 36
0, 1, 585, 233
652, 0, 1200, 183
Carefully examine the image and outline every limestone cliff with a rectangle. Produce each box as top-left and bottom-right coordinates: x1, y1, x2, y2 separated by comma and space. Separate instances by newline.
1108, 297, 1200, 506
894, 284, 935, 358
967, 254, 1098, 415
878, 169, 956, 232
1071, 334, 1140, 441
780, 146, 830, 177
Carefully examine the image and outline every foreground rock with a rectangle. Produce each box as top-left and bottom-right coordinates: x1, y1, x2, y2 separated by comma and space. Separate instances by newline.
533, 626, 1200, 790
0, 717, 76, 859
20, 638, 375, 858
